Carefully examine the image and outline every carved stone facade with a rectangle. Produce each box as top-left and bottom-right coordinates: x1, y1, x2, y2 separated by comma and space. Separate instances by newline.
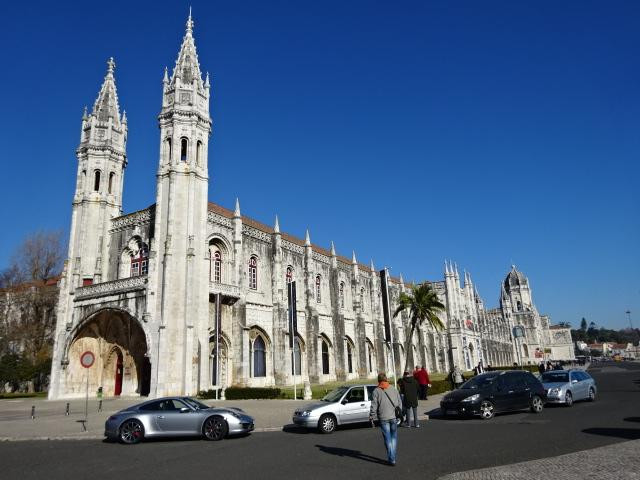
48, 16, 570, 400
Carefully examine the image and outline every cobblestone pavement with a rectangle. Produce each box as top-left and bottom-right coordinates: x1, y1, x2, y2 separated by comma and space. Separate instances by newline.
437, 439, 640, 480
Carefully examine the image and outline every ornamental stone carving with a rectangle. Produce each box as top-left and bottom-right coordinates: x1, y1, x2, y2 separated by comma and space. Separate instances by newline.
74, 275, 148, 300
110, 209, 152, 232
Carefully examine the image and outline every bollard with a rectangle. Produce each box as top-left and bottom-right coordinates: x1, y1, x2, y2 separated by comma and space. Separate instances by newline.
65, 403, 70, 416
98, 400, 102, 412
31, 405, 35, 420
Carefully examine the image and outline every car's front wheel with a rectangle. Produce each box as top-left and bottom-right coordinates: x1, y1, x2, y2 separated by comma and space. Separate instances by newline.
318, 413, 337, 434
203, 416, 228, 441
479, 400, 495, 420
119, 419, 144, 445
587, 387, 596, 402
564, 391, 573, 407
530, 395, 544, 414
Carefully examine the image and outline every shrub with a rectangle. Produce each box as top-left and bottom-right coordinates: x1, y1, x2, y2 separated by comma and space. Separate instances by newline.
224, 387, 282, 400
197, 389, 223, 399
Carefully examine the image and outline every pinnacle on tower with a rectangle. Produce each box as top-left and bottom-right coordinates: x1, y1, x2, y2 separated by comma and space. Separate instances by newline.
233, 198, 241, 218
92, 57, 122, 125
304, 229, 311, 247
352, 251, 357, 265
370, 259, 375, 272
330, 241, 336, 256
273, 215, 280, 233
169, 10, 204, 91
444, 260, 450, 275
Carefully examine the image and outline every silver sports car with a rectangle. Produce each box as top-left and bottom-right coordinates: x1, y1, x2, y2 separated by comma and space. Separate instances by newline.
104, 397, 255, 444
541, 369, 597, 406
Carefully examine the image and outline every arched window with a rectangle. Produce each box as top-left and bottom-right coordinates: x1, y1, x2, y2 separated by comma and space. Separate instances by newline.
346, 340, 354, 374
367, 341, 374, 373
517, 301, 522, 311
253, 335, 266, 377
286, 266, 293, 284
291, 338, 301, 376
249, 256, 258, 290
180, 137, 188, 162
315, 275, 321, 303
93, 170, 101, 192
80, 170, 86, 191
130, 245, 149, 277
196, 140, 202, 166
211, 250, 222, 283
321, 340, 330, 375
166, 138, 172, 163
108, 172, 115, 194
339, 282, 345, 308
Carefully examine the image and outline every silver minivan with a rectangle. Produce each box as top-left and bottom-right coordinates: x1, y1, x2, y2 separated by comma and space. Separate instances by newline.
292, 384, 377, 433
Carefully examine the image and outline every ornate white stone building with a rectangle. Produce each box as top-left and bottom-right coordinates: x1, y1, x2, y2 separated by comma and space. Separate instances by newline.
48, 16, 570, 399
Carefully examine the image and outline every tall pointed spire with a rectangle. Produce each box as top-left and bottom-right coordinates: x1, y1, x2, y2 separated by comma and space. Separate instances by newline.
169, 10, 205, 92
304, 229, 311, 247
352, 250, 357, 265
444, 260, 450, 276
92, 57, 122, 125
370, 259, 375, 272
330, 241, 336, 256
273, 215, 280, 233
233, 198, 241, 218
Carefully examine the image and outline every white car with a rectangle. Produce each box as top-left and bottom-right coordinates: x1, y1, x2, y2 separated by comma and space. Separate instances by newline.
292, 385, 377, 434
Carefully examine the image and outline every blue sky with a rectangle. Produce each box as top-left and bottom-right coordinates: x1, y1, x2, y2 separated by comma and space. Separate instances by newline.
0, 1, 638, 329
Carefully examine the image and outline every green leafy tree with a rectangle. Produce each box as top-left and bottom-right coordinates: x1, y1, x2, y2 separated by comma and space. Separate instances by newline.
580, 317, 588, 332
393, 283, 445, 372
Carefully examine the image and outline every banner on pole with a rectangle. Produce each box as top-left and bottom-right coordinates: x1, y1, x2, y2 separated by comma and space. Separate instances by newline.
379, 269, 392, 343
287, 281, 298, 348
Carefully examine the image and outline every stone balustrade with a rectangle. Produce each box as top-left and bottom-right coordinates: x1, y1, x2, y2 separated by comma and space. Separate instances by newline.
74, 275, 148, 300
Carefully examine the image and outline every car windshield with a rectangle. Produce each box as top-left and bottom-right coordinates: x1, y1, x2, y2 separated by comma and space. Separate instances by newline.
321, 387, 350, 402
183, 398, 209, 410
460, 374, 499, 390
541, 372, 569, 383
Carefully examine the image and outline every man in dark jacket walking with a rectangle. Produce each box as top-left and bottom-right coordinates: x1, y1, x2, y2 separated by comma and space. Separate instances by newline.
399, 371, 420, 427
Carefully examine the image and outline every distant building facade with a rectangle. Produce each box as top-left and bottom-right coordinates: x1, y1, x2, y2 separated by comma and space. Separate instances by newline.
47, 16, 570, 399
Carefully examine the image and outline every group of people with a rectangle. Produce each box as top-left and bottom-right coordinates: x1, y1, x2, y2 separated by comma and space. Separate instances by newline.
368, 366, 431, 466
538, 360, 563, 374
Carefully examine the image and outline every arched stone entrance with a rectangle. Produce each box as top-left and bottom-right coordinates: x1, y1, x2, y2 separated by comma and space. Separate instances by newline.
65, 309, 150, 397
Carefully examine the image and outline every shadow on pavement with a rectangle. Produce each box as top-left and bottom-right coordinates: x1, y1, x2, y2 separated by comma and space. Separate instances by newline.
583, 427, 640, 440
315, 445, 388, 465
624, 417, 640, 423
283, 423, 373, 434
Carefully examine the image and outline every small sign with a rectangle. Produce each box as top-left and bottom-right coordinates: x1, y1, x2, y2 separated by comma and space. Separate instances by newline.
80, 351, 95, 369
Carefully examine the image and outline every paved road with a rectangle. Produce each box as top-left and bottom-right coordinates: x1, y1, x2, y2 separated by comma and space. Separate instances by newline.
0, 361, 638, 480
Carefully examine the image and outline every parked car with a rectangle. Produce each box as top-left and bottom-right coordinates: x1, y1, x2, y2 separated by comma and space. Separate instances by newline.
439, 370, 546, 420
292, 384, 377, 433
104, 397, 255, 444
541, 369, 597, 406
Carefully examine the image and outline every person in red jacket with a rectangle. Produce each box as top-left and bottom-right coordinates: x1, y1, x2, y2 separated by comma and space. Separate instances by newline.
414, 366, 431, 400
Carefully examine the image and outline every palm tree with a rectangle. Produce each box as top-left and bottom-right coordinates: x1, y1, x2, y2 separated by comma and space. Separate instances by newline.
393, 282, 445, 372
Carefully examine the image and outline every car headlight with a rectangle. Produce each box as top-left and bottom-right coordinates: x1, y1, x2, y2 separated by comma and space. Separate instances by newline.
299, 410, 312, 417
228, 411, 243, 419
549, 388, 560, 395
461, 394, 480, 402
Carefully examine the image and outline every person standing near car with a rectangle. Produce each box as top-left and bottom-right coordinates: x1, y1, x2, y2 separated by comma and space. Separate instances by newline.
370, 373, 402, 466
414, 365, 430, 400
400, 371, 420, 427
453, 365, 464, 389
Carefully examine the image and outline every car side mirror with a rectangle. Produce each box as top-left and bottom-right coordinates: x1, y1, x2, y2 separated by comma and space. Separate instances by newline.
180, 407, 191, 413
571, 379, 578, 384
341, 399, 348, 405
